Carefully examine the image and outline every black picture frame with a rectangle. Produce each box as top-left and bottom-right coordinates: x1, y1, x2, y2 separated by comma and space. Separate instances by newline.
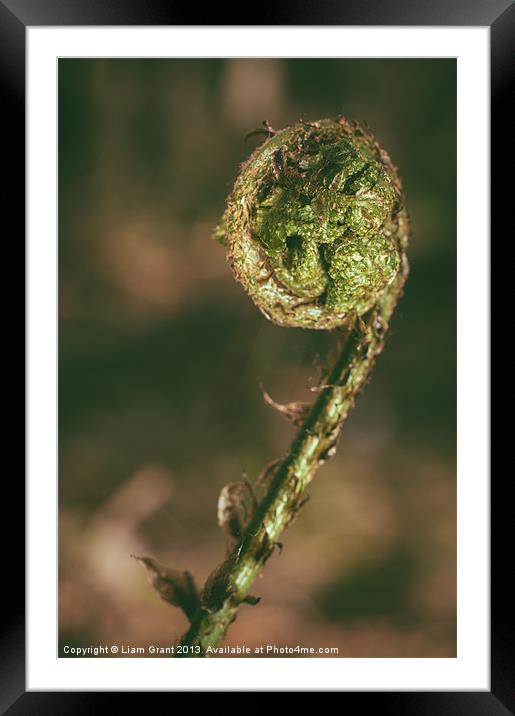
5, 0, 507, 711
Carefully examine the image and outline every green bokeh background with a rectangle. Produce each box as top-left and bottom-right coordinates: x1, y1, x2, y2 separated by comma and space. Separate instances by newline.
59, 59, 456, 657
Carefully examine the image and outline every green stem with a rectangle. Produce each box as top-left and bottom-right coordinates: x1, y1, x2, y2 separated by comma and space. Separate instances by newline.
178, 269, 407, 657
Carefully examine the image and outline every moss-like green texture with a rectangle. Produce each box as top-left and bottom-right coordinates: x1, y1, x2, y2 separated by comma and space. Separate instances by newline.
218, 118, 406, 328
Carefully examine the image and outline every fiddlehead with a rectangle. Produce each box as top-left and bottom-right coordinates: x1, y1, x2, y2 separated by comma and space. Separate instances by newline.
137, 117, 409, 656
216, 117, 408, 329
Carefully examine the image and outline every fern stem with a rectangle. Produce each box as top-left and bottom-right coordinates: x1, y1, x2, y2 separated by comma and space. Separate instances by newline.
177, 265, 407, 656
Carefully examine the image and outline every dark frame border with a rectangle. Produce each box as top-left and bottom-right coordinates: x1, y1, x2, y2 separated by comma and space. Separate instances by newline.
5, 0, 508, 712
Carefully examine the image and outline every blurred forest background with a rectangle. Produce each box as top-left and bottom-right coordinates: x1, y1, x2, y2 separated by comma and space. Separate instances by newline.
59, 59, 456, 657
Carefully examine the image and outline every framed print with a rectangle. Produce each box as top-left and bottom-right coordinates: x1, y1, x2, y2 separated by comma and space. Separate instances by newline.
5, 0, 507, 709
